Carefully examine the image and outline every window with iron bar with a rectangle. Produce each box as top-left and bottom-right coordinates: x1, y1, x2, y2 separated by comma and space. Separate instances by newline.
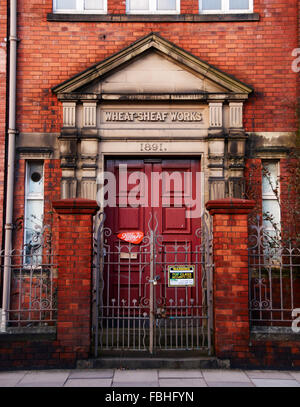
199, 0, 253, 13
262, 160, 281, 241
53, 0, 107, 13
126, 0, 180, 14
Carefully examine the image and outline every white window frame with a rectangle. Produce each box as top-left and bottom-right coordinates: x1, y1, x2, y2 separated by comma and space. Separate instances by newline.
199, 0, 253, 14
126, 0, 180, 14
53, 0, 107, 14
24, 161, 44, 252
262, 160, 281, 236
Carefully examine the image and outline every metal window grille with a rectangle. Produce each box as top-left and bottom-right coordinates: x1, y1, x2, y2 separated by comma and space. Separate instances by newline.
248, 218, 300, 328
1, 223, 57, 329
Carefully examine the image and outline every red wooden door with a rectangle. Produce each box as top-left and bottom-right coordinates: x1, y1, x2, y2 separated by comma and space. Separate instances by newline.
104, 158, 202, 310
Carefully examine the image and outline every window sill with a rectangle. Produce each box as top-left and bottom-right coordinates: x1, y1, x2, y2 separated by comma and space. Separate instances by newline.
0, 326, 56, 342
47, 13, 260, 23
250, 326, 300, 342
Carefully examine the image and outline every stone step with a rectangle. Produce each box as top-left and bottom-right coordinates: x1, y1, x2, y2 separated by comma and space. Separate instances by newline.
77, 356, 230, 370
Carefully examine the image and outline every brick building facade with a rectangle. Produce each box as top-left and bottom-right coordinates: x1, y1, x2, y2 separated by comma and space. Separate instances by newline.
0, 0, 299, 369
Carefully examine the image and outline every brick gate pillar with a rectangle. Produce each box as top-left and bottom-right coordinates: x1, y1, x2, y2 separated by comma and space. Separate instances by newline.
206, 198, 255, 361
53, 198, 99, 363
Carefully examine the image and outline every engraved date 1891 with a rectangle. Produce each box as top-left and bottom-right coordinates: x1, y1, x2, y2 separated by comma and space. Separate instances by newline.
140, 143, 168, 152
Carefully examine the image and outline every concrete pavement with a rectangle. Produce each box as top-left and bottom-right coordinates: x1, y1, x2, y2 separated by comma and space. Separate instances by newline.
0, 368, 300, 387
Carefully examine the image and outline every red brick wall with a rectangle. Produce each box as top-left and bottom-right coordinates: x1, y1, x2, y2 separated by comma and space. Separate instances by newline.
1, 332, 300, 370
280, 157, 300, 242
245, 158, 262, 220
0, 338, 64, 370
52, 199, 99, 365
298, 0, 300, 105
108, 0, 126, 13
234, 340, 300, 369
206, 199, 255, 360
212, 212, 251, 358
181, 0, 199, 14
12, 160, 25, 250
0, 0, 7, 251
14, 0, 298, 134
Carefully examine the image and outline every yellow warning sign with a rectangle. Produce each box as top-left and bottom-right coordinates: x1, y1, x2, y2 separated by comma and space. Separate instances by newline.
168, 265, 195, 287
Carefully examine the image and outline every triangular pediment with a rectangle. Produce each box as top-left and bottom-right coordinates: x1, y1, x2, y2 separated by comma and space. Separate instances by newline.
52, 33, 253, 96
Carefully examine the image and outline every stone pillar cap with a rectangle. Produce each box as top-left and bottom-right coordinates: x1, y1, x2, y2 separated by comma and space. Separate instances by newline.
206, 198, 256, 215
53, 198, 99, 215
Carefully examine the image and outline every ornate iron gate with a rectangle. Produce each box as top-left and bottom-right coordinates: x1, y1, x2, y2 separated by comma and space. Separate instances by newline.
93, 213, 213, 356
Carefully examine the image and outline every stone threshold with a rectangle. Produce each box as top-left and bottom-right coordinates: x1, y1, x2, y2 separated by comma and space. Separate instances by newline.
77, 356, 230, 370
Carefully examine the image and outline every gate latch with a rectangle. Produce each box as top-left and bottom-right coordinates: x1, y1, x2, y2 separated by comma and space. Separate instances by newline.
149, 275, 160, 286
155, 307, 166, 319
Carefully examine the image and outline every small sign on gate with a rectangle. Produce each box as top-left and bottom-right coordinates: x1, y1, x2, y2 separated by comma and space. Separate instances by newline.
168, 265, 195, 287
117, 231, 144, 244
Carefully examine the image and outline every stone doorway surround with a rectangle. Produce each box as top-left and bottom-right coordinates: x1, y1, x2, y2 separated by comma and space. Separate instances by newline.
52, 32, 253, 204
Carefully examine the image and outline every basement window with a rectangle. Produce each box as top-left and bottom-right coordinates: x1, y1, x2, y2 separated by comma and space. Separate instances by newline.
126, 0, 180, 14
53, 0, 107, 13
262, 161, 281, 241
199, 0, 253, 13
24, 162, 44, 265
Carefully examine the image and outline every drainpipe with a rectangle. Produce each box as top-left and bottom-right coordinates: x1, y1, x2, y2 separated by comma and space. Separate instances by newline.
1, 0, 17, 332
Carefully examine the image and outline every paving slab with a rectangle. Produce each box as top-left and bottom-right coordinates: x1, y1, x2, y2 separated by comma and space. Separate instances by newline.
159, 378, 207, 387
245, 370, 293, 380
113, 369, 158, 383
289, 372, 300, 382
159, 369, 203, 378
64, 378, 112, 387
16, 370, 70, 387
207, 381, 254, 387
202, 369, 250, 383
251, 378, 300, 387
112, 381, 159, 387
69, 369, 114, 379
0, 371, 28, 387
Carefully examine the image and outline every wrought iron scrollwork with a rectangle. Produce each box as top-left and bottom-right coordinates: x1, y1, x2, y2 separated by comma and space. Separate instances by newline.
93, 211, 214, 355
